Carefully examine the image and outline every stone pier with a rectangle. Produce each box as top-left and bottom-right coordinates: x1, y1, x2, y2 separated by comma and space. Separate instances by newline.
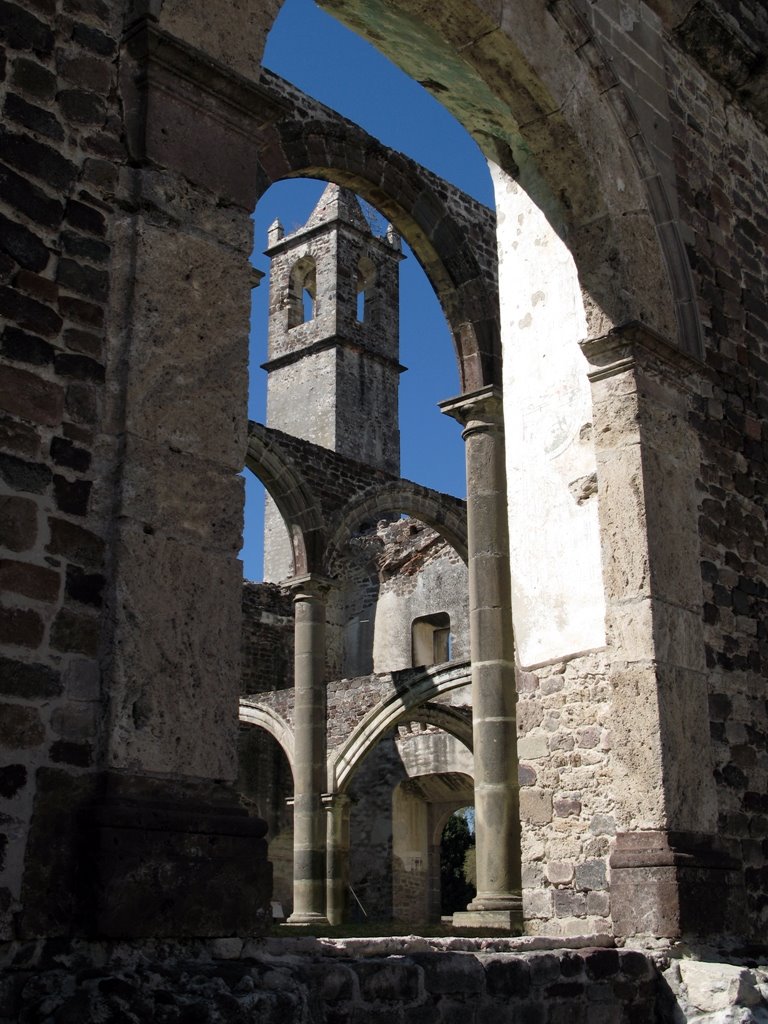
441, 387, 522, 931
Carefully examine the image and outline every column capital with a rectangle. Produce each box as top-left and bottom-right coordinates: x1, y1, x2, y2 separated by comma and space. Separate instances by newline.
438, 385, 504, 435
322, 792, 351, 811
579, 320, 701, 386
285, 573, 336, 601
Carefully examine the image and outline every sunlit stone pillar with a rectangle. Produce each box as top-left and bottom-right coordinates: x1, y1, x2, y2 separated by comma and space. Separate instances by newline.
582, 324, 744, 940
288, 574, 331, 925
324, 792, 351, 926
440, 386, 522, 931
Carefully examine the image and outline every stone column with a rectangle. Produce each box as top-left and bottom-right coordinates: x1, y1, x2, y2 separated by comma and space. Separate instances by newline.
60, 20, 289, 940
440, 386, 522, 931
288, 574, 332, 925
324, 792, 351, 926
581, 323, 744, 940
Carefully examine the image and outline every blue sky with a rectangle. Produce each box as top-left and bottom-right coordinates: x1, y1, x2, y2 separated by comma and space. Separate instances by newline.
242, 0, 494, 580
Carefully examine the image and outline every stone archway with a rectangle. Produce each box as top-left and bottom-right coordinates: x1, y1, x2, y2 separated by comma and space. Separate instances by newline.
324, 481, 469, 577
109, 0, 719, 941
329, 661, 471, 794
245, 422, 326, 577
254, 70, 501, 394
314, 0, 699, 357
237, 714, 295, 917
392, 770, 475, 926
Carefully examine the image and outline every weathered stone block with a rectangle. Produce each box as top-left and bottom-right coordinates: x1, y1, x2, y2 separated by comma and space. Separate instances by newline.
575, 859, 607, 891
49, 739, 92, 766
0, 129, 76, 190
0, 495, 38, 551
546, 860, 574, 884
53, 352, 104, 382
552, 889, 587, 918
585, 949, 620, 980
0, 2, 54, 53
0, 605, 44, 648
0, 211, 49, 271
47, 517, 104, 568
64, 565, 103, 606
527, 953, 562, 987
0, 559, 59, 601
609, 831, 745, 940
50, 608, 100, 656
5, 93, 64, 141
353, 959, 421, 1003
11, 57, 57, 100
0, 654, 60, 698
62, 657, 100, 701
0, 703, 45, 748
519, 788, 552, 824
587, 891, 610, 917
409, 953, 485, 995
517, 732, 549, 760
0, 364, 63, 425
1, 325, 54, 367
0, 452, 52, 494
0, 162, 64, 228
106, 524, 241, 779
53, 474, 91, 516
0, 762, 27, 797
50, 701, 97, 741
58, 297, 104, 335
679, 961, 761, 1013
116, 218, 249, 468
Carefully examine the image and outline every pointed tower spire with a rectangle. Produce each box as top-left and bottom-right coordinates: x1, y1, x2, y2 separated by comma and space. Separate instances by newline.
304, 182, 370, 233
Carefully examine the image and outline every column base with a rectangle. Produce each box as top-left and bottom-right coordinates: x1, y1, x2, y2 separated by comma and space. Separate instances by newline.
610, 830, 745, 941
453, 909, 522, 932
454, 893, 523, 932
285, 912, 330, 927
80, 773, 272, 939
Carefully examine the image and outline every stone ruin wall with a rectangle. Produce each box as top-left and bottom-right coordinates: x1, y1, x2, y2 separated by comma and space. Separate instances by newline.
330, 517, 469, 679
656, 14, 768, 937
0, 939, 665, 1023
574, 0, 768, 940
6, 935, 768, 1024
0, 0, 767, 954
0, 0, 125, 937
516, 653, 615, 937
242, 499, 619, 935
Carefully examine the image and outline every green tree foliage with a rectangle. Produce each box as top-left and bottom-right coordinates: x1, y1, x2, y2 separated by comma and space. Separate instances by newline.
440, 810, 476, 914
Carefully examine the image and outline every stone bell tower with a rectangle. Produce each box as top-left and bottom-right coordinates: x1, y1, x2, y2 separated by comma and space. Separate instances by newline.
262, 183, 404, 581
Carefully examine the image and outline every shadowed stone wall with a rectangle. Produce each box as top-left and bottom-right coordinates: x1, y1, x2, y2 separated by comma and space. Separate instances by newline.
0, 938, 664, 1022
241, 582, 294, 694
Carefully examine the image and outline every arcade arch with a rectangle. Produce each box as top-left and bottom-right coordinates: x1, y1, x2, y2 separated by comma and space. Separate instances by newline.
114, 0, 713, 937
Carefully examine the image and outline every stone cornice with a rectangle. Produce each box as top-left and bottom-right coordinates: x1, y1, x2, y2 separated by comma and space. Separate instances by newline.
261, 337, 406, 375
579, 321, 702, 384
122, 19, 289, 129
119, 19, 289, 206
